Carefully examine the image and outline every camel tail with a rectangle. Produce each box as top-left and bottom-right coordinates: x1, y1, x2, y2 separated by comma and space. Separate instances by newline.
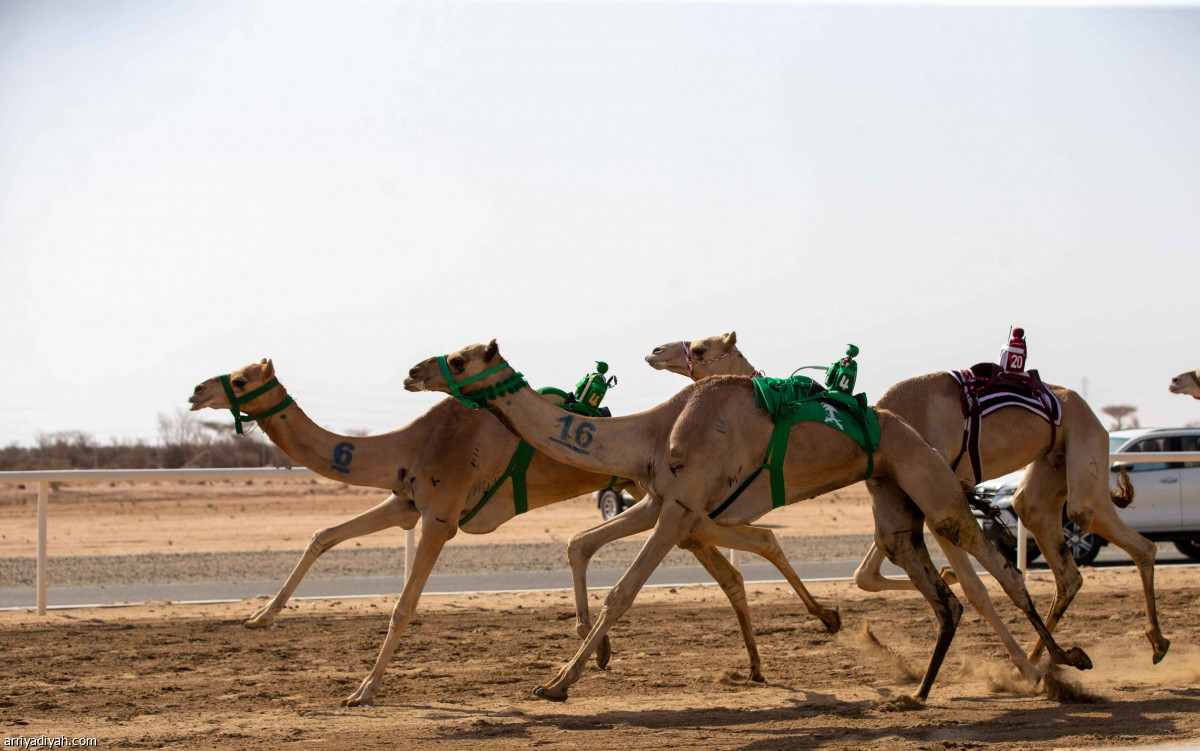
1111, 465, 1134, 508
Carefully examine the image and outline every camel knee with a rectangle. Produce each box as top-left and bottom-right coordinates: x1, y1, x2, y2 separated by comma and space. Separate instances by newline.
1065, 505, 1094, 533
567, 534, 597, 567
307, 529, 337, 555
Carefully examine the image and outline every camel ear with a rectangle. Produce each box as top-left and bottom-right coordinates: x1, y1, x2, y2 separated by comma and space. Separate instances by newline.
261, 358, 275, 378
484, 339, 499, 362
724, 331, 737, 346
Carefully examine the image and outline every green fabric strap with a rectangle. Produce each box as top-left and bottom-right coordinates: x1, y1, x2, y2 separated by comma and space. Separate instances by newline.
219, 374, 292, 436
460, 440, 538, 524
437, 356, 520, 409
763, 417, 793, 509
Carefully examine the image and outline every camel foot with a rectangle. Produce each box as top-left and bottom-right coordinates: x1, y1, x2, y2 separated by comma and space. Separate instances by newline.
532, 686, 568, 703
819, 607, 842, 634
243, 607, 276, 629
1150, 634, 1170, 665
1055, 646, 1092, 671
750, 669, 766, 684
595, 634, 611, 670
875, 694, 926, 712
342, 680, 377, 707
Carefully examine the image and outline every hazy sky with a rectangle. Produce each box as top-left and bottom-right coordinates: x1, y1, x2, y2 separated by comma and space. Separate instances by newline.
2, 1, 1199, 448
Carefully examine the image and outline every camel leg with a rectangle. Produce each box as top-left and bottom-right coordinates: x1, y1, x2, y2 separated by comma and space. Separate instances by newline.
1011, 458, 1078, 665
869, 481, 963, 702
343, 512, 451, 707
246, 493, 415, 629
686, 520, 841, 634
1081, 501, 1168, 662
567, 497, 661, 668
930, 532, 1038, 681
906, 490, 1091, 671
1079, 501, 1169, 662
1023, 458, 1169, 664
683, 542, 765, 682
533, 497, 698, 702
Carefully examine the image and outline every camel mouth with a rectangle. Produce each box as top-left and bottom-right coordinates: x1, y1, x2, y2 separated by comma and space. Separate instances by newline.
188, 394, 211, 411
403, 378, 427, 393
644, 354, 670, 370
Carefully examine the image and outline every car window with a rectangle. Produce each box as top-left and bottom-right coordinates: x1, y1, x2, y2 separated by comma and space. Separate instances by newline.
1168, 435, 1200, 469
1109, 437, 1128, 455
1123, 438, 1171, 472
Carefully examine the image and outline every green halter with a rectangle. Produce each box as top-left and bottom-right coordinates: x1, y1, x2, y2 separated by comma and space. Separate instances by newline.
218, 374, 295, 435
436, 355, 528, 410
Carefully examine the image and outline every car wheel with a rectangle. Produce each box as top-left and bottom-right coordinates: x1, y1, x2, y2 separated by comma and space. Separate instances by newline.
1062, 518, 1101, 566
1173, 539, 1200, 561
598, 489, 624, 520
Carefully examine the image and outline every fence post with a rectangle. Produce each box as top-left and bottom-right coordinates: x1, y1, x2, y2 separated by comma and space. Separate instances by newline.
37, 481, 48, 616
404, 528, 416, 585
1016, 517, 1027, 580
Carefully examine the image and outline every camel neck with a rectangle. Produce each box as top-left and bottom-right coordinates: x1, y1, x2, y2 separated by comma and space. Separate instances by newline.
482, 378, 674, 485
254, 397, 412, 490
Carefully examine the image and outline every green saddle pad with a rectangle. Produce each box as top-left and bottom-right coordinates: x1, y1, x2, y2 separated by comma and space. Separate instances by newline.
751, 375, 880, 456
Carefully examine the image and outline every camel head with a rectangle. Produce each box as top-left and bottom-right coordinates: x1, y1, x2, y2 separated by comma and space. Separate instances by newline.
645, 331, 742, 380
189, 359, 288, 434
405, 340, 521, 408
1168, 369, 1200, 399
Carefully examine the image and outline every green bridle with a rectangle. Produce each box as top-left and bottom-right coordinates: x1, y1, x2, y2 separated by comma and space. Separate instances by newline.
219, 374, 295, 435
436, 355, 528, 410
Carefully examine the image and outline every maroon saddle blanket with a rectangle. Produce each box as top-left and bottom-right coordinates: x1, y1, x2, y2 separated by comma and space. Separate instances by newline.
947, 363, 1062, 484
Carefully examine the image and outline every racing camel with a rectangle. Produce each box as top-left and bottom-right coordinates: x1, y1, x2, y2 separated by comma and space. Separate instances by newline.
405, 340, 1092, 703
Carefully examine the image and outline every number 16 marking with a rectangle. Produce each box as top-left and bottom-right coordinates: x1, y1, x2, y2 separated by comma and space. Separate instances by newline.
550, 415, 595, 455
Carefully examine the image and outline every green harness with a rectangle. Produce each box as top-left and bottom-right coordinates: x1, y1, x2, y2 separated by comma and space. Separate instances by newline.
444, 358, 619, 525
219, 374, 294, 436
709, 347, 880, 520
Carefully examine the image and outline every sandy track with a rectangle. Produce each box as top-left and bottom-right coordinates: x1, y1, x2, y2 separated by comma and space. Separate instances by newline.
3, 567, 1200, 750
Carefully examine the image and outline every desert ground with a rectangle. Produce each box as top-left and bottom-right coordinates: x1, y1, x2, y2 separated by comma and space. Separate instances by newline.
2, 478, 1199, 749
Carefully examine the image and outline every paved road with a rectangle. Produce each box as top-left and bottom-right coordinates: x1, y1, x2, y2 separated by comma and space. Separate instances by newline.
2, 548, 1195, 611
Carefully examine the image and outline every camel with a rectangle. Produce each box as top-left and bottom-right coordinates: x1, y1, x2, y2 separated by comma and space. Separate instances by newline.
405, 341, 1092, 703
187, 358, 835, 706
1169, 369, 1200, 399
643, 332, 1168, 676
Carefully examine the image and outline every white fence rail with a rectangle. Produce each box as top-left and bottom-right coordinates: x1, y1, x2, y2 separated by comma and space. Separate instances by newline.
0, 467, 416, 615
2, 452, 1198, 614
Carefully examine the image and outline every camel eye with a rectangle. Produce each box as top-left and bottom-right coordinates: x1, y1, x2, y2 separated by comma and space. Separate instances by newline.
233, 378, 248, 389
692, 347, 706, 359
450, 357, 465, 369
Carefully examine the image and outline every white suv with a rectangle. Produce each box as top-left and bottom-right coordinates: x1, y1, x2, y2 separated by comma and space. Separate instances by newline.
976, 428, 1200, 565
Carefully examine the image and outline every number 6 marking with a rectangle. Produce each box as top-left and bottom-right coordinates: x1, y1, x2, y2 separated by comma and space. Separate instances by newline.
331, 441, 356, 474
